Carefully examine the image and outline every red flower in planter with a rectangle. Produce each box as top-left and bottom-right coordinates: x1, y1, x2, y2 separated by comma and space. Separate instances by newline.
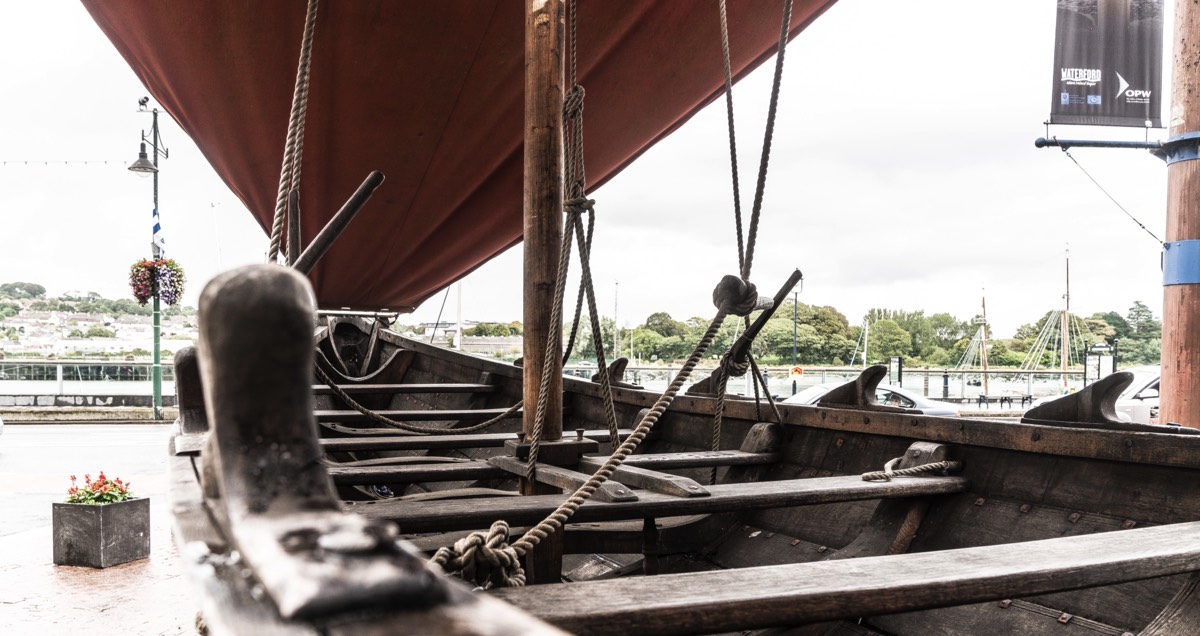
66, 472, 135, 505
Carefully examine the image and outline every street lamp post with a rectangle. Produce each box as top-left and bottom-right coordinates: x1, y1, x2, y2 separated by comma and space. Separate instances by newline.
128, 99, 168, 420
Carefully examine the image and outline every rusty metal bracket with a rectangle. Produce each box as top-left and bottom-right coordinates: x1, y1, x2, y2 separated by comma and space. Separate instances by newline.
196, 264, 447, 619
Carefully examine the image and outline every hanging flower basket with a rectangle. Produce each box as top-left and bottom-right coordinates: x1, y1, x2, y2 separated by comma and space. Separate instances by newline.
129, 258, 186, 305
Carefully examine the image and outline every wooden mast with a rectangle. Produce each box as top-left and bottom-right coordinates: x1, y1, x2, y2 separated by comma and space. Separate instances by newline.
523, 0, 564, 449
1062, 249, 1070, 391
979, 293, 990, 396
521, 0, 566, 583
1162, 0, 1200, 427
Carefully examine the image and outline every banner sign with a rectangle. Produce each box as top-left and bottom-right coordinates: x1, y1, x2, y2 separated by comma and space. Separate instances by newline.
1050, 0, 1163, 127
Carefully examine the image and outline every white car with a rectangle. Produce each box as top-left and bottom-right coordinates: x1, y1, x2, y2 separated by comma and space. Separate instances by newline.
783, 382, 960, 417
1114, 365, 1160, 425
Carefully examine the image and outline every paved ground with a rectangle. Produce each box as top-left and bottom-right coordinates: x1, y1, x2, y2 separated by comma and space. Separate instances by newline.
0, 424, 196, 635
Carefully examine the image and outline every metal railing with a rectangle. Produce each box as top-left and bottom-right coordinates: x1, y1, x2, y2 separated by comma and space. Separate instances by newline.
0, 361, 176, 396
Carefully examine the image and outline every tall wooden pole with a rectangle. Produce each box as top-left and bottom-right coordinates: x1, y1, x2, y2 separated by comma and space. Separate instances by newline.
523, 0, 564, 445
979, 293, 990, 397
521, 0, 565, 583
1162, 0, 1200, 427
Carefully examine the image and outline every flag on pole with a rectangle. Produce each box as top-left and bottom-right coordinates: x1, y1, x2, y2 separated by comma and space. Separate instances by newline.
152, 208, 167, 255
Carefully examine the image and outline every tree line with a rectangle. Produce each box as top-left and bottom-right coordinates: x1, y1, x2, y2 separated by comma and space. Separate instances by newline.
0, 281, 196, 319
455, 299, 1161, 368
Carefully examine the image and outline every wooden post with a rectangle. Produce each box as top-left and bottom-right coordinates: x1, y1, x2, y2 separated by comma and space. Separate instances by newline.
521, 0, 565, 583
522, 0, 564, 447
1163, 1, 1200, 428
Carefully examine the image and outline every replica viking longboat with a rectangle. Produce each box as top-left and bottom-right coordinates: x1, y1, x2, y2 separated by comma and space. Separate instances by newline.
84, 1, 1200, 634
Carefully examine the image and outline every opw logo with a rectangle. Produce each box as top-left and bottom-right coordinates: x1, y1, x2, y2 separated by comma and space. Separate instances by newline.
1115, 72, 1152, 104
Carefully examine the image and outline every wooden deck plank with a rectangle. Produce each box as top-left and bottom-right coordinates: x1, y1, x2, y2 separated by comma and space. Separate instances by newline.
492, 520, 1200, 635
576, 456, 709, 497
328, 461, 507, 485
315, 407, 521, 422
313, 383, 497, 394
617, 450, 780, 469
351, 475, 968, 532
320, 429, 639, 452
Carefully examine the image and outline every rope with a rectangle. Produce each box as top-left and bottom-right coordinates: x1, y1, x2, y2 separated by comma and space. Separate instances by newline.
313, 364, 521, 435
429, 521, 525, 589
1060, 146, 1162, 244
268, 0, 320, 263
513, 312, 727, 556
741, 0, 792, 280
718, 0, 745, 271
433, 306, 730, 586
861, 457, 963, 482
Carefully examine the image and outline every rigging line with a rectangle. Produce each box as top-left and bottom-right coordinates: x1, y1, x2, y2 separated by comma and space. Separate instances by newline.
269, 0, 320, 263
718, 0, 745, 272
429, 286, 451, 345
1060, 147, 1162, 244
741, 0, 793, 281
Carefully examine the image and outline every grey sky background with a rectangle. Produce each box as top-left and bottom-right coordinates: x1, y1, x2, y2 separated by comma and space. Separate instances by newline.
0, 1, 1173, 339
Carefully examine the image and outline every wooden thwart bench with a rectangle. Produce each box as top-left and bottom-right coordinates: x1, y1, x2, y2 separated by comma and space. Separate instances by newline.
315, 407, 521, 422
313, 382, 497, 395
352, 474, 968, 532
492, 520, 1200, 635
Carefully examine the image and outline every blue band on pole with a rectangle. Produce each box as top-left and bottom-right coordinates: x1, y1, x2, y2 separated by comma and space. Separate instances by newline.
1154, 132, 1200, 164
1163, 240, 1200, 285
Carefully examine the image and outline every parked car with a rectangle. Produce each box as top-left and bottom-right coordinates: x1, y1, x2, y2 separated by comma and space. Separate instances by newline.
782, 382, 960, 417
1114, 365, 1160, 425
0, 415, 4, 436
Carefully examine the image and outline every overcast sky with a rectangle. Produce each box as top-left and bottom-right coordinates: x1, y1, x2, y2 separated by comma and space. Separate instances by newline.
0, 1, 1173, 339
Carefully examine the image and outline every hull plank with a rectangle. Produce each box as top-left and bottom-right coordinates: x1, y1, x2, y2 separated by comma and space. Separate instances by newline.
354, 475, 968, 533
493, 520, 1200, 635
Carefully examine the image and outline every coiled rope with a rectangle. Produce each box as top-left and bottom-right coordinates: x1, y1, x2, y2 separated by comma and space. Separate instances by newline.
268, 0, 320, 263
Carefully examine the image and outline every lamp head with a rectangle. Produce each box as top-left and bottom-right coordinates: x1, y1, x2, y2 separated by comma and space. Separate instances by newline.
128, 142, 157, 176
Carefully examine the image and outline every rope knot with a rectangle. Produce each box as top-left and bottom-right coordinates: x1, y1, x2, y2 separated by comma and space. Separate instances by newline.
563, 84, 586, 118
564, 197, 595, 216
430, 521, 526, 589
712, 275, 767, 316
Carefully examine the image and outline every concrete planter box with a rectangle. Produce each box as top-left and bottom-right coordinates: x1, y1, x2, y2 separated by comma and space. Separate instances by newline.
52, 497, 150, 568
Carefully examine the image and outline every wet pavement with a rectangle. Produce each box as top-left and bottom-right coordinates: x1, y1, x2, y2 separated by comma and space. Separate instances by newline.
0, 424, 195, 635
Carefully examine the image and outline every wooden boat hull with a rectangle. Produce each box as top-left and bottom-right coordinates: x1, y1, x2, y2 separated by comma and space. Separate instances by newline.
170, 265, 1200, 635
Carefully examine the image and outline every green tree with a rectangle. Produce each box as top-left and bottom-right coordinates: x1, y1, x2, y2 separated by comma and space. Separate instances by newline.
644, 312, 687, 338
0, 282, 46, 298
1090, 311, 1130, 340
868, 319, 912, 362
1126, 301, 1160, 338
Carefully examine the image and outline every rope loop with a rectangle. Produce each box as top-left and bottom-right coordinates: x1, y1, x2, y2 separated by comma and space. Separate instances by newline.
720, 354, 751, 378
862, 458, 963, 482
430, 521, 526, 589
712, 274, 761, 316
